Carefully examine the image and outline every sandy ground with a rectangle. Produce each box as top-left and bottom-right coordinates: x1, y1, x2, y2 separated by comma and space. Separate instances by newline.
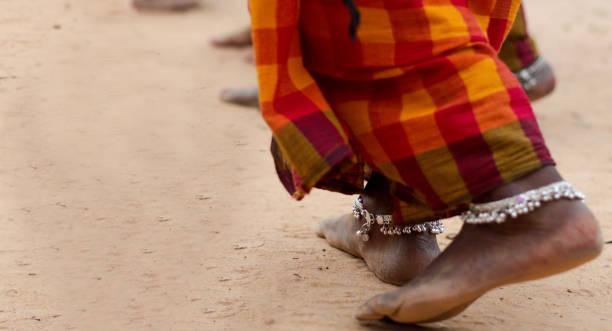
0, 0, 610, 330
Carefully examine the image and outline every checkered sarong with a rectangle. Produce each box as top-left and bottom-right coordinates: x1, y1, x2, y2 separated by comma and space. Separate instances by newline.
498, 4, 541, 72
252, 0, 554, 224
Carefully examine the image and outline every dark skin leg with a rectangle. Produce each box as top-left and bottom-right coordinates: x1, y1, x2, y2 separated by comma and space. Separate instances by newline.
516, 57, 556, 102
219, 87, 259, 108
317, 173, 441, 285
210, 27, 253, 48
356, 166, 603, 323
132, 0, 199, 11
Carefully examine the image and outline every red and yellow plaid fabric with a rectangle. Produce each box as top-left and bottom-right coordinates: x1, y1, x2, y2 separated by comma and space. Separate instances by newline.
251, 0, 554, 224
498, 4, 541, 72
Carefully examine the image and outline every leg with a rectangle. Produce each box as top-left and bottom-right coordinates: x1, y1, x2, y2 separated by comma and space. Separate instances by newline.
211, 26, 253, 48
219, 87, 260, 108
357, 166, 603, 323
514, 57, 556, 102
132, 0, 199, 11
317, 174, 441, 285
498, 4, 556, 101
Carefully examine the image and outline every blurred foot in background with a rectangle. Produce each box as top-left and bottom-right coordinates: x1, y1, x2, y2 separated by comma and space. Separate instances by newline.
219, 87, 259, 108
499, 4, 556, 101
133, 0, 199, 11
513, 57, 556, 101
213, 27, 259, 108
211, 27, 252, 48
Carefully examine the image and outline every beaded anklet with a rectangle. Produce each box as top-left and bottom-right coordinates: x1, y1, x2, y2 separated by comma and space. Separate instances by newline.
352, 196, 444, 242
461, 181, 585, 224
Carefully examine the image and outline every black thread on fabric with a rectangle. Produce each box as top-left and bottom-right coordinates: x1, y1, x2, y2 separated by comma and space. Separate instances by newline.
342, 0, 361, 41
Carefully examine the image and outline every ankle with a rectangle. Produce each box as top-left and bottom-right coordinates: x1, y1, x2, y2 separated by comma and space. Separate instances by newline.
361, 173, 394, 215
476, 166, 562, 203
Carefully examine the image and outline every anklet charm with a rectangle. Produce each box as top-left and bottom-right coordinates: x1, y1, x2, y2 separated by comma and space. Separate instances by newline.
461, 181, 585, 224
352, 196, 444, 242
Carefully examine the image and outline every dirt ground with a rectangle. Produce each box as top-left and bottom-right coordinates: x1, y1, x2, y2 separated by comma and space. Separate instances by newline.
0, 0, 610, 330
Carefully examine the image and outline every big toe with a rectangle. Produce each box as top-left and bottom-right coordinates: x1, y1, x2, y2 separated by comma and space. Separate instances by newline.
356, 291, 402, 321
315, 217, 335, 238
315, 222, 325, 238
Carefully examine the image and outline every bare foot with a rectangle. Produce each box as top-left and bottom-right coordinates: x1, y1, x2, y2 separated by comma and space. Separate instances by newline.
211, 27, 252, 48
515, 57, 556, 101
317, 214, 441, 286
132, 0, 199, 11
219, 87, 259, 108
356, 167, 603, 323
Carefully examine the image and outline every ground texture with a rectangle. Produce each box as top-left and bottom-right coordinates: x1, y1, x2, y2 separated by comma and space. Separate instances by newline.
1, 0, 611, 329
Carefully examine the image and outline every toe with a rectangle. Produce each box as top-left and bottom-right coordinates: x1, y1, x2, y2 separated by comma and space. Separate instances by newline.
315, 218, 334, 238
356, 303, 384, 321
219, 89, 230, 101
316, 215, 363, 258
356, 291, 402, 321
315, 222, 325, 238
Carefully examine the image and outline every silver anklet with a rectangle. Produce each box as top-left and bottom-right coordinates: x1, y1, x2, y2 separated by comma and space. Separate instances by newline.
515, 57, 547, 91
461, 181, 585, 224
352, 196, 444, 242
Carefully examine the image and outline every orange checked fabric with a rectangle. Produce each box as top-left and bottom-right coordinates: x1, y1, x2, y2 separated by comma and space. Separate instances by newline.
251, 0, 554, 224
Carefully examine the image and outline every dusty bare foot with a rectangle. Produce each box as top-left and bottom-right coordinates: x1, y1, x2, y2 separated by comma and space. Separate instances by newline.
211, 27, 252, 48
317, 214, 441, 286
356, 167, 603, 323
515, 57, 556, 101
132, 0, 199, 11
219, 87, 259, 108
